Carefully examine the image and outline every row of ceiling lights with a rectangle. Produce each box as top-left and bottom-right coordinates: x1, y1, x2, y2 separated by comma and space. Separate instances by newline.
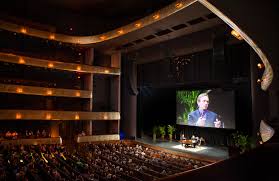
15, 113, 109, 120
15, 87, 81, 97
16, 2, 184, 43
18, 57, 110, 73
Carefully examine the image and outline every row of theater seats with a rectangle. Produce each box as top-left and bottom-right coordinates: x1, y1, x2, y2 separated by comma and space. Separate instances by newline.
0, 142, 210, 181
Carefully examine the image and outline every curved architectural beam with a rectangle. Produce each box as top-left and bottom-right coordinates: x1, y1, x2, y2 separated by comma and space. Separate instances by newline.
0, 83, 92, 98
198, 0, 273, 91
0, 0, 273, 90
0, 52, 120, 75
0, 0, 196, 45
0, 110, 120, 120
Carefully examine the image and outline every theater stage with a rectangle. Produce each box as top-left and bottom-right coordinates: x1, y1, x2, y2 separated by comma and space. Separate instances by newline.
136, 136, 229, 162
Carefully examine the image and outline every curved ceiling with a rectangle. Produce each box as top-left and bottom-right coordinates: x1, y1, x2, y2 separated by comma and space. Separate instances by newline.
0, 0, 274, 90
0, 0, 176, 35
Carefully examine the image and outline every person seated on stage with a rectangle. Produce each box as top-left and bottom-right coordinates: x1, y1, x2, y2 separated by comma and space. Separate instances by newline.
195, 136, 200, 144
191, 135, 198, 144
199, 137, 206, 145
180, 134, 186, 140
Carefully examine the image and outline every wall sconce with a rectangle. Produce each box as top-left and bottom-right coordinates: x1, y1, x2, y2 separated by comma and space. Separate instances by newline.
257, 63, 264, 69
46, 113, 52, 120
104, 115, 108, 119
49, 34, 55, 40
76, 66, 81, 71
46, 90, 53, 95
75, 92, 81, 97
48, 63, 54, 68
16, 113, 22, 119
20, 27, 27, 34
16, 87, 23, 93
257, 79, 262, 83
75, 114, 80, 120
18, 57, 25, 64
104, 70, 109, 73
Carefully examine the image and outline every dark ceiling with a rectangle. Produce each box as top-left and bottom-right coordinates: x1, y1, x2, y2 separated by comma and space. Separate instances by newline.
0, 0, 176, 35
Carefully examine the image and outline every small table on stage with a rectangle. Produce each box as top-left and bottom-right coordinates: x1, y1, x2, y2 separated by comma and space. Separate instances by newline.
179, 139, 197, 148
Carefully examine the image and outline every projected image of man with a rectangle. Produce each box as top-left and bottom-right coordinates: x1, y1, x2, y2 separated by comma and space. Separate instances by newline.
188, 93, 221, 128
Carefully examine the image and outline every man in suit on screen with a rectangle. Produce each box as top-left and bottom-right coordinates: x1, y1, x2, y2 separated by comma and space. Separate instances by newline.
188, 93, 222, 128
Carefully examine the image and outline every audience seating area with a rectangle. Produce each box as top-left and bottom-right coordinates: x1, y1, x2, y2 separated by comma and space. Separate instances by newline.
0, 141, 211, 181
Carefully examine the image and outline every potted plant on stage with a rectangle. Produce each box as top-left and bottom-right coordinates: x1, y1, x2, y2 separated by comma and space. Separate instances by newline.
230, 131, 252, 155
167, 125, 176, 142
152, 126, 158, 142
158, 126, 166, 140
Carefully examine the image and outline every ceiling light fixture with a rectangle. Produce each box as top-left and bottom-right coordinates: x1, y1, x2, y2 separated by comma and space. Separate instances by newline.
117, 30, 124, 34
231, 29, 243, 40
175, 3, 183, 8
100, 36, 106, 40
135, 23, 142, 28
153, 14, 160, 20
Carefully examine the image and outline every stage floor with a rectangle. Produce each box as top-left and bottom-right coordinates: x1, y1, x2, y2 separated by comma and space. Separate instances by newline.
136, 136, 229, 161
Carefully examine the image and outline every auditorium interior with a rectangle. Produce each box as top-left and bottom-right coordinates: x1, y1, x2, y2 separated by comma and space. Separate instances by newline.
0, 0, 278, 180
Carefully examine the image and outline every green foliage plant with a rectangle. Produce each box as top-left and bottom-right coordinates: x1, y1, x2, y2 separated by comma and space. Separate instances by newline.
232, 131, 251, 154
177, 90, 201, 124
158, 126, 166, 139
